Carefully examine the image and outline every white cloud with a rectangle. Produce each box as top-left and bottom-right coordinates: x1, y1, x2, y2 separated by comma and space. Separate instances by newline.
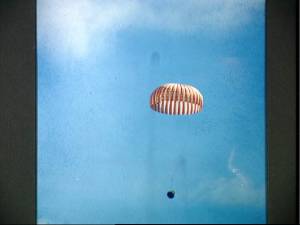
189, 149, 265, 207
221, 56, 241, 67
37, 218, 51, 224
38, 0, 264, 58
228, 149, 248, 187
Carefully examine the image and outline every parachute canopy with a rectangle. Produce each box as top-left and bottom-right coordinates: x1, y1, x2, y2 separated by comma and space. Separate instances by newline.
150, 83, 203, 115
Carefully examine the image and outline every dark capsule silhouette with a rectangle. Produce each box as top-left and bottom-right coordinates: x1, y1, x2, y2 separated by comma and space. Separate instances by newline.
167, 191, 175, 199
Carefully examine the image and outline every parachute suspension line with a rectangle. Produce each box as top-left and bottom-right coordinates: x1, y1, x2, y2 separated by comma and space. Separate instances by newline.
169, 157, 183, 189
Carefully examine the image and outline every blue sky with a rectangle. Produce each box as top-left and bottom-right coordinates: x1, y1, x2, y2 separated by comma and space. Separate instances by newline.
37, 0, 266, 224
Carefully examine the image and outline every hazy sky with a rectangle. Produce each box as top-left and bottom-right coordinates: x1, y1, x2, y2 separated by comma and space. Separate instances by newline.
38, 0, 266, 223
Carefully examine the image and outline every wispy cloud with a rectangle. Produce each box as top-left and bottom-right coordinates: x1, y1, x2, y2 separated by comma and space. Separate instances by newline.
37, 218, 51, 224
190, 149, 265, 207
38, 0, 139, 58
38, 0, 264, 58
228, 149, 248, 187
221, 56, 242, 67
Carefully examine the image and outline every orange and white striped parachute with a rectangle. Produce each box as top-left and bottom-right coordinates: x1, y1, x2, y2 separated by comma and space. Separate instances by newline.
150, 83, 203, 115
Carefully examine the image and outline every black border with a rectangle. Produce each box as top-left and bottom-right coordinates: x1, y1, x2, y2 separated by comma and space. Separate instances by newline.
0, 0, 297, 224
0, 0, 36, 224
266, 0, 298, 224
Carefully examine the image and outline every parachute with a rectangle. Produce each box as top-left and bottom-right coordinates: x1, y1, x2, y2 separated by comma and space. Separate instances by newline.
150, 83, 203, 115
149, 83, 203, 199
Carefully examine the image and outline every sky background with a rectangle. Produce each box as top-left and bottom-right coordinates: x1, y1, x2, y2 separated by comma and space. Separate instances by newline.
37, 0, 266, 224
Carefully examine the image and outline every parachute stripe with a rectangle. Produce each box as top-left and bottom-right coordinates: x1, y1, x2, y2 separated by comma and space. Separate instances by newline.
168, 87, 173, 115
165, 85, 172, 113
173, 84, 177, 114
180, 84, 184, 115
172, 85, 177, 115
182, 85, 186, 114
186, 86, 191, 114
